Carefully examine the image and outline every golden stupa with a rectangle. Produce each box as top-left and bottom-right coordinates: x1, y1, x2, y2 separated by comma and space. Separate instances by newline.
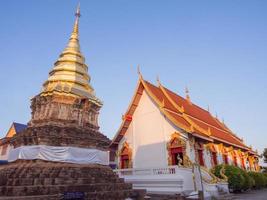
41, 4, 101, 105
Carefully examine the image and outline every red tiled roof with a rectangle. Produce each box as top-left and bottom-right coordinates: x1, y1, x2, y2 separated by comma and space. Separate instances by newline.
112, 76, 249, 151
164, 110, 191, 129
143, 81, 178, 112
163, 87, 225, 130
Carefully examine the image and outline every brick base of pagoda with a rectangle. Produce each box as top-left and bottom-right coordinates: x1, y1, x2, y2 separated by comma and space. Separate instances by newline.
0, 94, 145, 199
0, 160, 145, 200
10, 125, 111, 150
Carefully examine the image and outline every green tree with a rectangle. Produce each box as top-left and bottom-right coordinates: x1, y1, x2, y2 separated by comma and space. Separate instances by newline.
263, 148, 267, 163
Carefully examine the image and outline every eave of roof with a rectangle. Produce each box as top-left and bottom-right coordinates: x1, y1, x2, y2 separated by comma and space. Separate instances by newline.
13, 122, 27, 133
111, 75, 250, 151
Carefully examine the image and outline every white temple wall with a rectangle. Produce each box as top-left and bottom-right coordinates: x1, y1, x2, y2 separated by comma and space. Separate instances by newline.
117, 90, 248, 171
186, 140, 195, 162
217, 153, 223, 164
203, 148, 212, 169
228, 156, 234, 165
119, 91, 181, 168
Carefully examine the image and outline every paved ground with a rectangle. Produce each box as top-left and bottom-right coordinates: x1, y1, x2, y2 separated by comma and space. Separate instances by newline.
232, 188, 267, 200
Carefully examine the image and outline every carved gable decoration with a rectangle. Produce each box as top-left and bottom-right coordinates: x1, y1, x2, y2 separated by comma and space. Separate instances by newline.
119, 142, 132, 156
168, 132, 186, 149
167, 132, 188, 166
119, 142, 133, 169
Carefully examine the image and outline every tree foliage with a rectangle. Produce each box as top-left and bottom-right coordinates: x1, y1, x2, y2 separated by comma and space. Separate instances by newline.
213, 164, 267, 192
263, 148, 267, 163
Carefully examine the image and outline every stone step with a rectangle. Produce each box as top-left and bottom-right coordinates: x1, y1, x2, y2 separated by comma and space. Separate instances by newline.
86, 189, 145, 200
3, 177, 125, 186
0, 160, 144, 199
0, 189, 145, 200
7, 167, 117, 175
0, 183, 133, 196
0, 194, 60, 200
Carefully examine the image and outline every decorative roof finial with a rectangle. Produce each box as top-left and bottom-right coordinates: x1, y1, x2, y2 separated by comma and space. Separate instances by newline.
156, 75, 161, 86
137, 64, 141, 74
137, 65, 143, 79
207, 105, 210, 112
185, 86, 191, 103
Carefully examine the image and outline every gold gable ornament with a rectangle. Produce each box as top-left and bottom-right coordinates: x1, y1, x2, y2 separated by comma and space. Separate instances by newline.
119, 142, 133, 169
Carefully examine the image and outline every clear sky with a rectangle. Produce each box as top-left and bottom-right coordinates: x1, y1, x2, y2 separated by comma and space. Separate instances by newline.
0, 1, 266, 154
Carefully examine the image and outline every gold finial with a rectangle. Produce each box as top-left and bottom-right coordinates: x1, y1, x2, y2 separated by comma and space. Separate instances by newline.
156, 75, 161, 86
185, 86, 191, 103
75, 2, 81, 18
71, 3, 81, 37
137, 65, 143, 79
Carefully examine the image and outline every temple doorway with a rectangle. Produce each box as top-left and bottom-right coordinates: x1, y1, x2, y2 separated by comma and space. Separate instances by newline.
223, 155, 228, 164
212, 152, 218, 166
167, 132, 186, 166
120, 155, 129, 169
119, 142, 132, 169
171, 147, 184, 165
195, 142, 205, 166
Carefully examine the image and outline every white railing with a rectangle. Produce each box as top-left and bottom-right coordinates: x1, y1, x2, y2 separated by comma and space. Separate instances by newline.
114, 165, 192, 177
113, 165, 229, 196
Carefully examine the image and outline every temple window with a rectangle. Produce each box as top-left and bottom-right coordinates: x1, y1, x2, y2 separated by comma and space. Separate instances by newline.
223, 154, 228, 165
119, 142, 132, 169
195, 142, 205, 166
207, 143, 218, 166
167, 132, 186, 166
241, 158, 245, 169
198, 150, 204, 166
233, 156, 238, 166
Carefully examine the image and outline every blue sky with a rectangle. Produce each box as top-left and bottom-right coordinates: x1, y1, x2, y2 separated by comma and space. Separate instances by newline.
0, 0, 266, 154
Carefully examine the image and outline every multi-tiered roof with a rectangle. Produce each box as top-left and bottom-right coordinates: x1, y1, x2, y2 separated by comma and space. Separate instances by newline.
112, 74, 255, 153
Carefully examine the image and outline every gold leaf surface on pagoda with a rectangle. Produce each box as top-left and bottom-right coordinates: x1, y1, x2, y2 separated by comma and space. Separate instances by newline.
41, 4, 101, 105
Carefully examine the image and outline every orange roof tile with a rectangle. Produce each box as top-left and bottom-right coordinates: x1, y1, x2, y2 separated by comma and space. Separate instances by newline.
112, 76, 249, 151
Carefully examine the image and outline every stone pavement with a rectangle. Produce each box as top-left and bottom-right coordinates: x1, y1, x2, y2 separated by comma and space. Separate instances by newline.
232, 188, 267, 200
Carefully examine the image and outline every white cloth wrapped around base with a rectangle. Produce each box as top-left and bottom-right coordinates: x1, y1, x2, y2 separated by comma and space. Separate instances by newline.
8, 145, 109, 165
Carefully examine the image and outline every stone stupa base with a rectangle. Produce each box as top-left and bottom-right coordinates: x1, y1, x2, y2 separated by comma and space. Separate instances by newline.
0, 160, 145, 200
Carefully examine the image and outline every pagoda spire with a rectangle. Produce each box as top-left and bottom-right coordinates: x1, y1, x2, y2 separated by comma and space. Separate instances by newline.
41, 4, 101, 105
66, 3, 81, 51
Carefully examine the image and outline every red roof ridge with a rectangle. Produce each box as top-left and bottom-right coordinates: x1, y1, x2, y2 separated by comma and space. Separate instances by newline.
111, 76, 250, 151
213, 117, 243, 141
163, 86, 211, 114
186, 114, 234, 135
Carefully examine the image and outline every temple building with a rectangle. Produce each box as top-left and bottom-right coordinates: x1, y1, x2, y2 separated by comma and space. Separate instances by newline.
0, 122, 27, 162
111, 73, 259, 195
0, 5, 142, 199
